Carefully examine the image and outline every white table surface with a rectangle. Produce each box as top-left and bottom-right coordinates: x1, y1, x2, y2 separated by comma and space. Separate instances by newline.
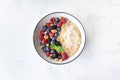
0, 0, 120, 80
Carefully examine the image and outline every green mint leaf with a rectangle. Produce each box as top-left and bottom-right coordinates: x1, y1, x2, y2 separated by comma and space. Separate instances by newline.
56, 46, 63, 52
50, 44, 56, 49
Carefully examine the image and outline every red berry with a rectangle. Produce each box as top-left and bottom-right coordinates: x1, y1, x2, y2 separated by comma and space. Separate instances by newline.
62, 52, 68, 60
60, 17, 67, 23
49, 32, 54, 38
46, 52, 50, 57
42, 39, 48, 44
39, 34, 44, 40
40, 30, 45, 34
57, 22, 63, 27
50, 18, 55, 24
46, 23, 50, 28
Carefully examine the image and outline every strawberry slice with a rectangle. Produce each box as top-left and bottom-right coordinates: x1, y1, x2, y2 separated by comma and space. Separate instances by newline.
60, 17, 67, 23
61, 52, 68, 60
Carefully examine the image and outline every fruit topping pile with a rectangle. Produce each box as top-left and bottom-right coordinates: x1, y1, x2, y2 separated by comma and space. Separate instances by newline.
39, 17, 68, 61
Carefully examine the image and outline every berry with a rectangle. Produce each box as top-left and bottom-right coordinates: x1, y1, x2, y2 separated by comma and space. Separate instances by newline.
57, 27, 61, 32
52, 37, 57, 41
40, 30, 45, 35
54, 21, 58, 25
50, 18, 55, 24
57, 22, 63, 27
61, 52, 68, 60
39, 34, 44, 40
42, 39, 48, 44
46, 29, 50, 33
40, 42, 42, 45
49, 32, 54, 38
43, 47, 47, 53
54, 32, 59, 37
52, 53, 58, 59
41, 44, 46, 48
54, 25, 57, 29
46, 23, 50, 28
42, 25, 47, 30
50, 49, 56, 54
55, 17, 60, 22
46, 52, 50, 57
60, 17, 66, 23
51, 40, 55, 44
55, 41, 61, 46
46, 46, 50, 51
58, 54, 62, 59
48, 38, 51, 44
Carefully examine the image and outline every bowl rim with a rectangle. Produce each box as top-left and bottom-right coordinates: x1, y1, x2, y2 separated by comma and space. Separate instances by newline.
33, 12, 86, 65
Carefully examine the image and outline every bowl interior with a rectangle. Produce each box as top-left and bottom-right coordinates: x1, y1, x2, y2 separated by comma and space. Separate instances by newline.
33, 12, 85, 64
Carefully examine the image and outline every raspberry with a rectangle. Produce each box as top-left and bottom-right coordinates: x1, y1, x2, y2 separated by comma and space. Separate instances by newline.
50, 18, 55, 24
46, 52, 50, 57
62, 52, 68, 60
42, 39, 48, 44
40, 30, 45, 34
49, 32, 54, 38
46, 23, 50, 28
60, 17, 66, 23
39, 34, 44, 40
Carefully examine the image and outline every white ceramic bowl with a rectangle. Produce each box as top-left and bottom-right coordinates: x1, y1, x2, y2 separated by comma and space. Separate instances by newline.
33, 12, 86, 64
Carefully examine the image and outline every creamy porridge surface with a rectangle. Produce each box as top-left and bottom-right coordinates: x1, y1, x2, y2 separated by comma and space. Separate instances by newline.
57, 20, 81, 57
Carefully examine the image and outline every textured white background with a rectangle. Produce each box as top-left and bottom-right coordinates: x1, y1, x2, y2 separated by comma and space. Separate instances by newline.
0, 0, 120, 80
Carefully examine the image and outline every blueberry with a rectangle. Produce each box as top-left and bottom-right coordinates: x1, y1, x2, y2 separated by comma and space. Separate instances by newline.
57, 27, 61, 32
54, 32, 59, 37
49, 27, 54, 30
48, 38, 51, 44
54, 25, 57, 29
46, 29, 50, 33
54, 21, 59, 25
52, 53, 58, 59
58, 54, 62, 59
51, 40, 55, 44
40, 42, 42, 45
42, 25, 47, 30
43, 47, 47, 53
50, 49, 56, 54
46, 46, 50, 51
41, 44, 46, 49
55, 17, 60, 22
52, 37, 57, 41
55, 41, 61, 46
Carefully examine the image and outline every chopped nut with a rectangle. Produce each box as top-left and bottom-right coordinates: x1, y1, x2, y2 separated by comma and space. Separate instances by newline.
50, 24, 54, 26
56, 37, 59, 41
55, 58, 59, 61
50, 54, 52, 57
58, 59, 62, 62
39, 46, 43, 49
51, 30, 55, 33
44, 35, 49, 39
59, 16, 62, 19
48, 56, 52, 59
61, 24, 65, 28
54, 29, 57, 33
46, 43, 49, 46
